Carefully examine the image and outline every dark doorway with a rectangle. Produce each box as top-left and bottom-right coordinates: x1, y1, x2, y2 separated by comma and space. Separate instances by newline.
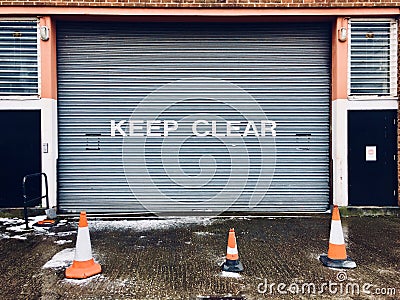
0, 110, 41, 207
348, 110, 397, 206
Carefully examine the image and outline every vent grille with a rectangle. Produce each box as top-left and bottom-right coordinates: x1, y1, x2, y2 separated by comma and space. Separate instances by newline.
349, 19, 397, 97
0, 20, 39, 97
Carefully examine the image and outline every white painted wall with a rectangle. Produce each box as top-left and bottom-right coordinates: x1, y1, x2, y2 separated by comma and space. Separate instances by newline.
332, 99, 397, 206
0, 98, 57, 208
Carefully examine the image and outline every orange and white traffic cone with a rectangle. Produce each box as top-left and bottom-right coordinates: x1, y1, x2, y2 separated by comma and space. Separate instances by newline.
320, 205, 356, 269
221, 228, 244, 273
65, 211, 102, 279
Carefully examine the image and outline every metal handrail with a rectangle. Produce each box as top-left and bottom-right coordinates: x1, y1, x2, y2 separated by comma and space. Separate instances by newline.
22, 173, 49, 230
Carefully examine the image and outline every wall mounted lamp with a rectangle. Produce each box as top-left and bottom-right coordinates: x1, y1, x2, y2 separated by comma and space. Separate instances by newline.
40, 26, 50, 41
338, 27, 347, 42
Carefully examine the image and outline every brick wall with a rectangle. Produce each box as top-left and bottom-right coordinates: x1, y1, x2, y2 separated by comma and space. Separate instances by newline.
0, 0, 399, 8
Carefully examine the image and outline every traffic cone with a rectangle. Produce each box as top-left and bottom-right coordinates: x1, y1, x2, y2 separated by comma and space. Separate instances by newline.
65, 211, 102, 279
221, 228, 244, 272
320, 205, 356, 269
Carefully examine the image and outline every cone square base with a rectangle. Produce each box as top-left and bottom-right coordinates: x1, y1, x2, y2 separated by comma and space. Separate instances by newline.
319, 254, 356, 269
221, 259, 244, 273
65, 259, 102, 279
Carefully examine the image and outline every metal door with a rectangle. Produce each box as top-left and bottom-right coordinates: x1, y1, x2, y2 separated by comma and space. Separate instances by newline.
348, 110, 398, 206
0, 110, 41, 207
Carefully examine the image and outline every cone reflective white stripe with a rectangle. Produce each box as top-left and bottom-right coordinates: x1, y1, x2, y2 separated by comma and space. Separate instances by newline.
329, 220, 345, 245
74, 226, 93, 262
227, 244, 238, 255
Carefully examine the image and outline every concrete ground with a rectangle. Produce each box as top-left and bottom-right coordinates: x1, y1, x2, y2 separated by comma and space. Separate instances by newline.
0, 214, 399, 299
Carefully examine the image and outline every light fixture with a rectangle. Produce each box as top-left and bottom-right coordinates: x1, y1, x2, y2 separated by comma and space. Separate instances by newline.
40, 26, 50, 41
338, 27, 347, 42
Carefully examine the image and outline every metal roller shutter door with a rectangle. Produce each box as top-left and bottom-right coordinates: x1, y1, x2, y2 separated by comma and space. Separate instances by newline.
57, 22, 331, 215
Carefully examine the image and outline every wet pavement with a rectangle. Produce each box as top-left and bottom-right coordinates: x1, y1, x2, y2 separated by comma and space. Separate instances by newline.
0, 215, 399, 299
